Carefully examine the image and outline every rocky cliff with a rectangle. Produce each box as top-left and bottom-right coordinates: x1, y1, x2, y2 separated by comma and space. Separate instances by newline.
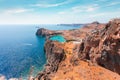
78, 19, 120, 74
35, 40, 65, 80
35, 19, 120, 80
36, 28, 62, 37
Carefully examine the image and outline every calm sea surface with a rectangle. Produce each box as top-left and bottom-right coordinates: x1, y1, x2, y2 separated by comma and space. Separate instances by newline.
0, 24, 82, 79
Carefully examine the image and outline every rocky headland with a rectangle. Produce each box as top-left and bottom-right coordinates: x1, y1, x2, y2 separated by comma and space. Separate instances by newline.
35, 19, 120, 80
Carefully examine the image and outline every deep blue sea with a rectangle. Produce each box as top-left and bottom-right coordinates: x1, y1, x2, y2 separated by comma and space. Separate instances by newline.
0, 24, 81, 79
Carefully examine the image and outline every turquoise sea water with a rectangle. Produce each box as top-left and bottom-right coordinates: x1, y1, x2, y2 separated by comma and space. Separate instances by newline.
50, 35, 66, 42
0, 24, 82, 79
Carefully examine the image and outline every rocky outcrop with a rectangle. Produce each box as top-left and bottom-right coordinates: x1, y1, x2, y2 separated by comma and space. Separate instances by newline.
35, 40, 65, 80
36, 28, 62, 36
46, 41, 120, 80
78, 19, 120, 74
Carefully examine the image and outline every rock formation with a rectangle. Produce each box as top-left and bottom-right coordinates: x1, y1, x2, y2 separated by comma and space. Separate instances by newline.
36, 28, 62, 37
35, 19, 120, 80
78, 19, 120, 74
35, 40, 65, 80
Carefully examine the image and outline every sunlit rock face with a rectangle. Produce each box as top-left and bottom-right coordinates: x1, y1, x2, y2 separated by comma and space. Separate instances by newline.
36, 28, 62, 36
77, 19, 120, 74
36, 40, 65, 80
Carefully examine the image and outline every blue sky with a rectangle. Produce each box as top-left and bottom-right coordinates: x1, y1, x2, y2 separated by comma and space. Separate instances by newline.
0, 0, 120, 24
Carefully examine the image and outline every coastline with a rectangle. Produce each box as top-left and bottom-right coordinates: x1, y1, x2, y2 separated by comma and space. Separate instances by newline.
35, 18, 120, 80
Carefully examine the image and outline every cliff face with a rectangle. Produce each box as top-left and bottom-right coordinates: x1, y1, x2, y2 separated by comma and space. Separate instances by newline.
36, 40, 65, 80
78, 19, 120, 74
35, 19, 120, 80
36, 28, 62, 37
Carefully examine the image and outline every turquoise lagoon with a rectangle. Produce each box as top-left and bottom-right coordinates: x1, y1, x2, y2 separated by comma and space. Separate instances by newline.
50, 35, 66, 42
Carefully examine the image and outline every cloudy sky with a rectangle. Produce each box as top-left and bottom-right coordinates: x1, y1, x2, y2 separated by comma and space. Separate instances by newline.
0, 0, 120, 24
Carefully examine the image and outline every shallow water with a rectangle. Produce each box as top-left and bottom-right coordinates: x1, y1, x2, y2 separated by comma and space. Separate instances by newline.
0, 24, 82, 79
50, 35, 66, 42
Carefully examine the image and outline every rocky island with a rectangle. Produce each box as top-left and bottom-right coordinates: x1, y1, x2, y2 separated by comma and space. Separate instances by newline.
34, 18, 120, 80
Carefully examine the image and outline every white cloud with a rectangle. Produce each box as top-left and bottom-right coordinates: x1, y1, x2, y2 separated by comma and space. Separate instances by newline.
71, 4, 99, 13
57, 4, 99, 16
87, 12, 120, 23
86, 7, 97, 12
32, 0, 72, 8
71, 7, 83, 13
58, 11, 66, 14
88, 13, 106, 17
95, 0, 108, 2
0, 11, 120, 24
106, 2, 120, 7
3, 8, 32, 14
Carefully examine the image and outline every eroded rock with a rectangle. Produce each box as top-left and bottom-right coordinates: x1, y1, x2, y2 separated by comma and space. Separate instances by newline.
78, 19, 120, 74
36, 40, 65, 80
